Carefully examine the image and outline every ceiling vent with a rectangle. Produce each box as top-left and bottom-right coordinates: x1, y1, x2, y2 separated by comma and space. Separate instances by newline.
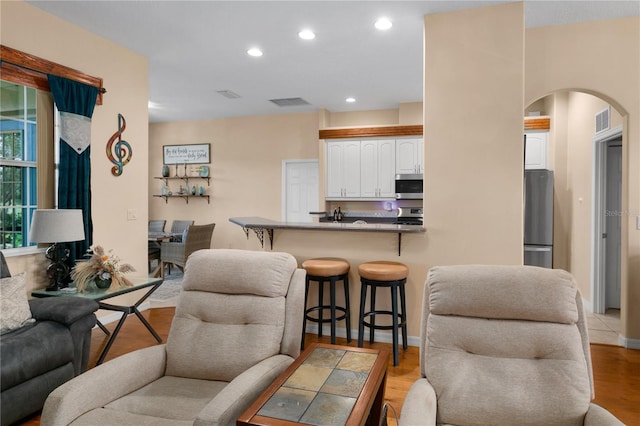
269, 97, 311, 107
216, 90, 241, 99
595, 107, 610, 133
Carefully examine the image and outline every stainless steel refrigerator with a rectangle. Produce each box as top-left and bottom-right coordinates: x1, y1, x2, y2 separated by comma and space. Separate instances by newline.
524, 169, 554, 268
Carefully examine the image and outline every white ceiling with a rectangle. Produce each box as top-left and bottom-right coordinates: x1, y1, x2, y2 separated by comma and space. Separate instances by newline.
26, 1, 640, 123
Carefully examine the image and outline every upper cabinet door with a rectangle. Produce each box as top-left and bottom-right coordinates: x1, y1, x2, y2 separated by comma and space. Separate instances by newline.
342, 140, 361, 198
524, 132, 549, 170
360, 139, 396, 198
360, 140, 379, 198
326, 140, 361, 198
326, 141, 345, 198
396, 138, 423, 174
377, 139, 396, 197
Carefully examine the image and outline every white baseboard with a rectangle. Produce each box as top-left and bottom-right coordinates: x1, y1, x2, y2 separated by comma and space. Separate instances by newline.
619, 336, 640, 349
304, 324, 419, 347
94, 301, 151, 327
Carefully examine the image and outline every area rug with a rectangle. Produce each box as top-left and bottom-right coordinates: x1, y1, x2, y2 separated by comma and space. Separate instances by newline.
149, 277, 183, 308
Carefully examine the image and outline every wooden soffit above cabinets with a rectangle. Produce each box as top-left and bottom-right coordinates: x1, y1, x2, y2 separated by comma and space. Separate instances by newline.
0, 45, 105, 105
319, 125, 423, 139
524, 117, 550, 130
320, 118, 550, 139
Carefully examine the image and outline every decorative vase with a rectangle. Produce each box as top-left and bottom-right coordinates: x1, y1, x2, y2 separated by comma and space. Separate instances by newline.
199, 186, 204, 196
191, 185, 196, 195
161, 165, 170, 177
199, 166, 209, 177
94, 277, 112, 289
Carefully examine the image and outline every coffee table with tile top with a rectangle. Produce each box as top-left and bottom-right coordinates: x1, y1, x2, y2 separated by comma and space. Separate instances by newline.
237, 343, 389, 426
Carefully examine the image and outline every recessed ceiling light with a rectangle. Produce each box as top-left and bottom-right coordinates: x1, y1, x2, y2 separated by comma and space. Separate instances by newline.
375, 17, 392, 30
346, 97, 356, 103
247, 48, 263, 57
298, 29, 316, 40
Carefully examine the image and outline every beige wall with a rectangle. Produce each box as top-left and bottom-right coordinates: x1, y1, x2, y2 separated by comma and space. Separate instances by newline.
2, 1, 149, 308
526, 16, 640, 344
149, 112, 320, 248
423, 2, 525, 269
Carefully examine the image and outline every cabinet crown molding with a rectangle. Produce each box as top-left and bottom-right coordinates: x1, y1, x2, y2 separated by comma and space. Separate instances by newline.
319, 125, 423, 139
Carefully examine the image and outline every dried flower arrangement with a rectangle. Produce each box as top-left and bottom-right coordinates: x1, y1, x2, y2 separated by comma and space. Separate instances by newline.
71, 245, 136, 292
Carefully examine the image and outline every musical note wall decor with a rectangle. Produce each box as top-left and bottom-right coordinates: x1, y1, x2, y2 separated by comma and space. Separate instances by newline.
106, 113, 132, 176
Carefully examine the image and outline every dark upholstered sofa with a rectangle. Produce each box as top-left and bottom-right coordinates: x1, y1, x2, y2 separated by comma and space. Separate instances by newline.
0, 253, 98, 426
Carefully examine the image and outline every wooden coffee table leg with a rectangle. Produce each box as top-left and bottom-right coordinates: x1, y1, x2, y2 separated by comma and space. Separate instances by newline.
366, 371, 387, 426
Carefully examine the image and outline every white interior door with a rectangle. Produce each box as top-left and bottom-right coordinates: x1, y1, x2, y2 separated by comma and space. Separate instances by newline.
605, 141, 622, 309
283, 160, 319, 223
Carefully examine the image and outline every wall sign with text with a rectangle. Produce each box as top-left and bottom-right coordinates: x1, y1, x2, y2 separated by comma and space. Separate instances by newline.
163, 144, 210, 164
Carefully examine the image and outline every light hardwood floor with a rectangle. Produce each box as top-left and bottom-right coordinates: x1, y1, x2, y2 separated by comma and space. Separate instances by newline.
19, 307, 640, 426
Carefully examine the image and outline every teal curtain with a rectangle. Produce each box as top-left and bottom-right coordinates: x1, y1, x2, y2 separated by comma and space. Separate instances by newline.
47, 75, 99, 264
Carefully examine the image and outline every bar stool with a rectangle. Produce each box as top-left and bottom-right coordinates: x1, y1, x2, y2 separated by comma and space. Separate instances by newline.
358, 260, 408, 366
301, 258, 351, 349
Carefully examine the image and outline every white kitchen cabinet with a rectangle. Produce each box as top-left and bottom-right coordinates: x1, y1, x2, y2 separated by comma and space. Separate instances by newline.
360, 139, 396, 198
326, 140, 361, 198
395, 138, 423, 174
524, 131, 549, 170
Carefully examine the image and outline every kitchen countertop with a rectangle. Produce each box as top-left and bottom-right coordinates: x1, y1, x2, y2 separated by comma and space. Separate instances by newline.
229, 216, 425, 256
229, 216, 425, 233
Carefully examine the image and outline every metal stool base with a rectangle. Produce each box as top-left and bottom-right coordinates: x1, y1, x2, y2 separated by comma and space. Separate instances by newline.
358, 277, 407, 366
302, 273, 351, 349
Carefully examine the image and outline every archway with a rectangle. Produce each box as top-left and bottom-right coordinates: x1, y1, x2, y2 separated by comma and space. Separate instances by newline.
525, 90, 626, 345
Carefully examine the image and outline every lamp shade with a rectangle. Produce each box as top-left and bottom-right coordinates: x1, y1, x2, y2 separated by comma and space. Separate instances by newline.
29, 209, 85, 243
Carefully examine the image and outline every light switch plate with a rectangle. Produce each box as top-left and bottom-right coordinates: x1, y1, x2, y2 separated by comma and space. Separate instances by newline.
637, 215, 640, 230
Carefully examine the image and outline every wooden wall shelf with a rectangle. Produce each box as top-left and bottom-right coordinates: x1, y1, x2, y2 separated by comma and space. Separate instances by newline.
153, 176, 210, 203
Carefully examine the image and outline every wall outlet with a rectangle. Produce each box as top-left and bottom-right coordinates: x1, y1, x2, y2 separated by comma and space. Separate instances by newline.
127, 209, 138, 221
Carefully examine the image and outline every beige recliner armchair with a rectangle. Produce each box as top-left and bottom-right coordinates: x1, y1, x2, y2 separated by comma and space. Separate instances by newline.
399, 265, 623, 426
41, 249, 305, 426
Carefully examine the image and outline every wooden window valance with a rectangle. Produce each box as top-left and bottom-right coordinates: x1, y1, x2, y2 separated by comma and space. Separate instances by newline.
0, 45, 105, 105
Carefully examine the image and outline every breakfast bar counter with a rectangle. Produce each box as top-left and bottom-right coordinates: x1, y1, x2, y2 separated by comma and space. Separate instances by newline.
229, 216, 425, 255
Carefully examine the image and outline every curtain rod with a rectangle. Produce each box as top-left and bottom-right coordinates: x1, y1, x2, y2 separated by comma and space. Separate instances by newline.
0, 58, 107, 94
0, 46, 106, 101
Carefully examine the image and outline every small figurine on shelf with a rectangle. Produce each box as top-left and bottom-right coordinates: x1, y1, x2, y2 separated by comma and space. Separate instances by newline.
161, 184, 167, 196
191, 185, 196, 195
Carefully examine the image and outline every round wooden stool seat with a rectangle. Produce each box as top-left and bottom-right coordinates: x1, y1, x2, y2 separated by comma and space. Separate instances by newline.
301, 258, 352, 350
358, 260, 409, 366
358, 261, 408, 282
302, 258, 350, 277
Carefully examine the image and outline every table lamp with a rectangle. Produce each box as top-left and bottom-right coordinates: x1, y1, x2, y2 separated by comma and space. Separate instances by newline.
29, 209, 85, 291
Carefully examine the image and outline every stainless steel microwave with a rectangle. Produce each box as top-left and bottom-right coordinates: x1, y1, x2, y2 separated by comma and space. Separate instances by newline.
395, 174, 423, 199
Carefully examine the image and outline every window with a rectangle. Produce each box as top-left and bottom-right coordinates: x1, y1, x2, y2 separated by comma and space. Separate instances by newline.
0, 81, 37, 249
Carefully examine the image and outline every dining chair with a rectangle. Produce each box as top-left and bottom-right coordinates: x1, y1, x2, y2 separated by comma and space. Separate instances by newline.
148, 220, 166, 232
161, 223, 215, 279
169, 220, 194, 242
148, 220, 167, 272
